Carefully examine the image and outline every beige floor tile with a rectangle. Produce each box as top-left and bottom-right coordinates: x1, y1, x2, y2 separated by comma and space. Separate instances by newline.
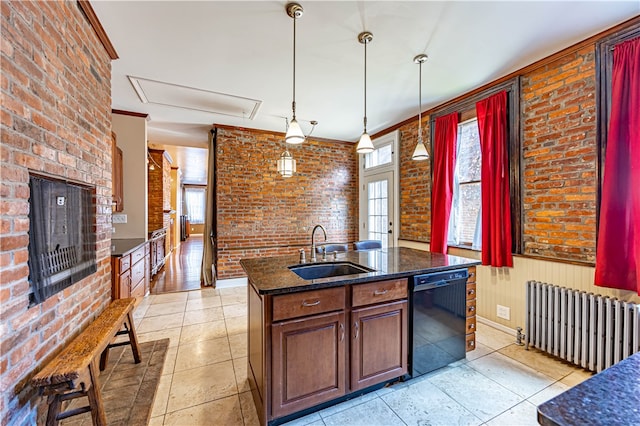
229, 333, 248, 359
164, 394, 244, 426
151, 292, 190, 305
186, 296, 223, 311
239, 391, 260, 426
148, 415, 164, 426
321, 397, 403, 426
559, 369, 594, 387
223, 303, 248, 318
527, 382, 570, 406
145, 301, 187, 317
485, 400, 538, 425
281, 412, 323, 426
468, 352, 554, 399
466, 341, 494, 361
138, 327, 182, 348
174, 337, 232, 372
167, 361, 238, 413
476, 323, 515, 350
188, 287, 221, 299
137, 312, 184, 334
498, 344, 577, 380
183, 306, 225, 326
221, 288, 247, 306
226, 315, 247, 336
150, 373, 172, 417
233, 356, 251, 393
179, 320, 228, 344
162, 345, 178, 376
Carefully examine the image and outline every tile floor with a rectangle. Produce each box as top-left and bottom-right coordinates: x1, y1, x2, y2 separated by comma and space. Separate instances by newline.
136, 285, 593, 426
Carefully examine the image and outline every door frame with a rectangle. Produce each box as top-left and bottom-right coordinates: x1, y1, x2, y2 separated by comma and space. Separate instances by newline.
358, 130, 400, 247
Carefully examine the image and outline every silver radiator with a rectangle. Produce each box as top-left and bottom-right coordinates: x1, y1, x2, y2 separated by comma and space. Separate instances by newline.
525, 281, 640, 372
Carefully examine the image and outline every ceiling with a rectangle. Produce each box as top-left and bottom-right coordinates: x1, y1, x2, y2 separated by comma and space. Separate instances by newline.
92, 1, 639, 185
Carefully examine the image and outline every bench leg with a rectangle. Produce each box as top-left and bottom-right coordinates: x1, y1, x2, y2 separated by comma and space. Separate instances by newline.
87, 360, 107, 426
46, 394, 62, 426
125, 311, 142, 363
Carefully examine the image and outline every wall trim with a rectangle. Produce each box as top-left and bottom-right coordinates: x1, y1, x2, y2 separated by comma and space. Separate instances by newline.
77, 1, 118, 60
477, 316, 518, 336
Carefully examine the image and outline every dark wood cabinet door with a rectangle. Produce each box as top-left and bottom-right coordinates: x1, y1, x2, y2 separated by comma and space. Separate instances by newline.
111, 132, 124, 212
271, 311, 346, 418
118, 269, 131, 299
351, 300, 408, 391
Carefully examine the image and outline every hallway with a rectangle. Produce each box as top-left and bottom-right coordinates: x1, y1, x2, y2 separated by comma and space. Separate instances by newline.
151, 235, 204, 294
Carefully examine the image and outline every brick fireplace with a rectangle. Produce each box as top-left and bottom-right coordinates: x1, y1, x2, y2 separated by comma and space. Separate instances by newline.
0, 1, 115, 423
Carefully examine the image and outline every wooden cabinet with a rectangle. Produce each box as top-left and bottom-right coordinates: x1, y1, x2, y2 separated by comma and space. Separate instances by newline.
466, 266, 477, 351
111, 242, 149, 300
111, 132, 124, 212
250, 278, 408, 425
351, 300, 407, 391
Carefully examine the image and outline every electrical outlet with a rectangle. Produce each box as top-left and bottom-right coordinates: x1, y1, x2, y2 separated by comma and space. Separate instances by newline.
497, 304, 510, 320
112, 214, 127, 224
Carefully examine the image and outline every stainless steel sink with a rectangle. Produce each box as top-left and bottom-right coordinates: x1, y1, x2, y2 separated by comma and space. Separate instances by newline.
289, 262, 375, 280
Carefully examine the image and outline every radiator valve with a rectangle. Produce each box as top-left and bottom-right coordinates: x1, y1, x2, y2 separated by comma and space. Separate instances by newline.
516, 326, 526, 347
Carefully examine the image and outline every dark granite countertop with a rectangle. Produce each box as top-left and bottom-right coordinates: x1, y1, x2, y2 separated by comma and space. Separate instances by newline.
240, 247, 480, 295
111, 238, 147, 257
537, 351, 640, 426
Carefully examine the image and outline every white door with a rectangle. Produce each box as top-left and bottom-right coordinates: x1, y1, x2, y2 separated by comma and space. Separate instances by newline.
362, 171, 394, 249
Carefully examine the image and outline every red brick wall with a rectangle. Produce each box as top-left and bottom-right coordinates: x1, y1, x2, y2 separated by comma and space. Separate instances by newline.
521, 46, 597, 262
148, 149, 170, 232
0, 1, 112, 423
216, 127, 358, 278
399, 116, 431, 242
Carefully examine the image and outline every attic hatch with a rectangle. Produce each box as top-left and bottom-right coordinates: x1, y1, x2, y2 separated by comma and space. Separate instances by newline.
128, 76, 262, 119
27, 174, 97, 306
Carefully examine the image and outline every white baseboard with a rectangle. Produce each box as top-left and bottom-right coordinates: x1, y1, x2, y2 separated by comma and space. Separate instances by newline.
215, 277, 247, 289
477, 315, 517, 336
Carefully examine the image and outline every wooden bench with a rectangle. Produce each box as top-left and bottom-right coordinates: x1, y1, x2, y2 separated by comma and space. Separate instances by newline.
31, 298, 142, 426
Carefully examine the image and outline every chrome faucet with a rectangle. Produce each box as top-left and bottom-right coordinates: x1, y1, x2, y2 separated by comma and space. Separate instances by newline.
310, 224, 327, 262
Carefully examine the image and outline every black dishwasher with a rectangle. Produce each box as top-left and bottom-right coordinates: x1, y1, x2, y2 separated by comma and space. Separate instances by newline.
409, 268, 469, 377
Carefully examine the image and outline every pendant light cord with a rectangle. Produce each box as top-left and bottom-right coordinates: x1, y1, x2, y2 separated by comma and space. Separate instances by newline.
363, 39, 367, 132
292, 16, 297, 120
418, 60, 422, 136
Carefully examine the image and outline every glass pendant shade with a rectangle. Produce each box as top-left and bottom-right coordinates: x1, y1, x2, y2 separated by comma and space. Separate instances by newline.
411, 135, 429, 160
285, 118, 305, 144
356, 131, 374, 154
277, 150, 296, 178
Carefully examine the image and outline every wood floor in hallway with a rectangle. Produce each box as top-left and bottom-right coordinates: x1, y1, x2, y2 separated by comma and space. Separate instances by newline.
150, 234, 203, 294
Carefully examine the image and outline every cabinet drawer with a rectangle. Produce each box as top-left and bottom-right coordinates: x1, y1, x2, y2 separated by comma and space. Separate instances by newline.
467, 267, 476, 284
466, 317, 476, 334
273, 287, 345, 322
119, 254, 131, 272
466, 283, 476, 300
466, 299, 476, 316
130, 277, 145, 298
352, 279, 407, 307
130, 257, 146, 287
131, 245, 145, 265
466, 333, 476, 352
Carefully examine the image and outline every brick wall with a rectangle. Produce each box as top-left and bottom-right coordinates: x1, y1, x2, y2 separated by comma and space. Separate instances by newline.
0, 1, 113, 424
147, 149, 170, 233
398, 116, 431, 242
521, 46, 597, 262
215, 127, 358, 278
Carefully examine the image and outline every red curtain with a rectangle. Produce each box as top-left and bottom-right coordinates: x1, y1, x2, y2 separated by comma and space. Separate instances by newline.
476, 91, 513, 267
595, 37, 640, 295
430, 112, 458, 254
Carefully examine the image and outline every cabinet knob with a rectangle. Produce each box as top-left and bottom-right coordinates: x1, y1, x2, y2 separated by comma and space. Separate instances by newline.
468, 289, 475, 295
468, 306, 475, 313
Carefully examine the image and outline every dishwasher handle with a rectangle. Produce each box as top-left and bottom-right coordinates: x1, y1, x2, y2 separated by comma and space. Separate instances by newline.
414, 279, 449, 291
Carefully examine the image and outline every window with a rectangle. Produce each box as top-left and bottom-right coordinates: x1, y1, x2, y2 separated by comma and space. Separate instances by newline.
429, 77, 521, 254
184, 186, 206, 224
364, 143, 392, 169
448, 119, 482, 248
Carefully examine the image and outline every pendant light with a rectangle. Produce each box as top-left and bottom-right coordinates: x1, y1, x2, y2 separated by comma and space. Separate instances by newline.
285, 3, 305, 144
277, 149, 296, 178
356, 31, 375, 154
411, 54, 429, 161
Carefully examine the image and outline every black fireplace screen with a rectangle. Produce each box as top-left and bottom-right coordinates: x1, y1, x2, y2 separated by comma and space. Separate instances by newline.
28, 175, 97, 306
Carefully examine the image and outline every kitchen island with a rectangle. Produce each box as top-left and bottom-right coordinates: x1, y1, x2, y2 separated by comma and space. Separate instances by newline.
241, 247, 480, 426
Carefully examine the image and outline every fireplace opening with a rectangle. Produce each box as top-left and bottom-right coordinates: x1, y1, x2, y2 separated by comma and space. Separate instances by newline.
28, 174, 97, 306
